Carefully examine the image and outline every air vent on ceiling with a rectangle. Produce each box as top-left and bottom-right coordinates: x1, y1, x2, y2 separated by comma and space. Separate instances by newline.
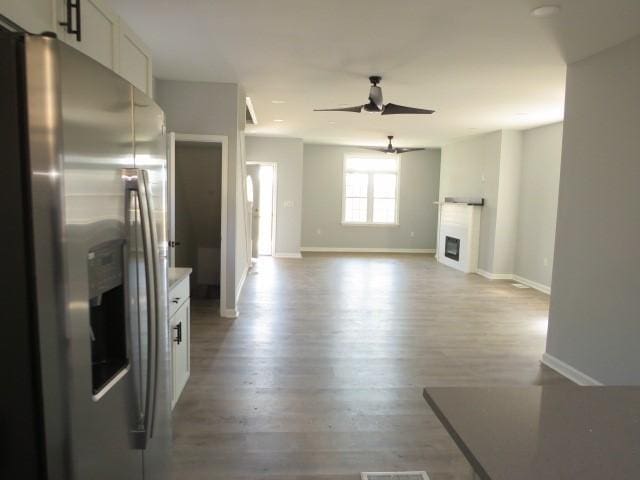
246, 96, 258, 125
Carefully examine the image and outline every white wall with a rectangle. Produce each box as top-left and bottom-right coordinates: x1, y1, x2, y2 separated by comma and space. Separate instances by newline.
514, 122, 563, 288
156, 80, 250, 314
546, 35, 640, 385
245, 136, 304, 256
301, 144, 441, 251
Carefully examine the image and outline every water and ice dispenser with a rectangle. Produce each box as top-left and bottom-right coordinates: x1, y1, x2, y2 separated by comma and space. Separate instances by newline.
88, 240, 129, 397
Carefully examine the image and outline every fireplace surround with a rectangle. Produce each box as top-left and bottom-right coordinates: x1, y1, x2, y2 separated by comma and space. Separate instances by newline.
437, 199, 483, 273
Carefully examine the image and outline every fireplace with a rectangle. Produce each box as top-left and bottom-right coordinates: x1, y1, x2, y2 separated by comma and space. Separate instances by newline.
444, 236, 460, 261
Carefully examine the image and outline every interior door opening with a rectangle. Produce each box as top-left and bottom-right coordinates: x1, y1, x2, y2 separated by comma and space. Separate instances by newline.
247, 163, 276, 258
173, 141, 222, 300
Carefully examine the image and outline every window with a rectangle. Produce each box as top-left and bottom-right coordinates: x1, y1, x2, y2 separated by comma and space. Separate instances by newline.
342, 155, 399, 225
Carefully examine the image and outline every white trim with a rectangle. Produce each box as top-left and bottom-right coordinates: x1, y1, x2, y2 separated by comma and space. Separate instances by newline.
541, 353, 603, 386
220, 308, 239, 319
235, 264, 249, 304
513, 275, 551, 295
273, 252, 303, 258
171, 133, 230, 318
340, 221, 400, 227
476, 269, 513, 280
474, 270, 552, 295
301, 247, 435, 254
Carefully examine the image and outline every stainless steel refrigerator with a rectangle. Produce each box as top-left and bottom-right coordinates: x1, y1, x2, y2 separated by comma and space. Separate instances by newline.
1, 31, 171, 479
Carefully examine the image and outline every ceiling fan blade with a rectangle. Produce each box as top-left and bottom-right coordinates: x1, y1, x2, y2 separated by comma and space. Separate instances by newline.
382, 103, 435, 115
314, 105, 363, 113
396, 147, 426, 153
358, 146, 389, 153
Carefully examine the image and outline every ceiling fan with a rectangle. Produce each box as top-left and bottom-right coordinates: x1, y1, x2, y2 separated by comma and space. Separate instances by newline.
363, 136, 425, 154
314, 76, 435, 115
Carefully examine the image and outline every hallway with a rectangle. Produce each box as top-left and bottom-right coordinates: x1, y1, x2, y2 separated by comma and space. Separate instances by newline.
171, 254, 569, 480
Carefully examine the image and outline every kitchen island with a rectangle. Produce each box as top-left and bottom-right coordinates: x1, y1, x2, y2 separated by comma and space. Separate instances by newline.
423, 386, 640, 480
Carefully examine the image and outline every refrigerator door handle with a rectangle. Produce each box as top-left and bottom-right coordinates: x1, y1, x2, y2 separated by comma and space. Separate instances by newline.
142, 169, 161, 439
123, 168, 158, 450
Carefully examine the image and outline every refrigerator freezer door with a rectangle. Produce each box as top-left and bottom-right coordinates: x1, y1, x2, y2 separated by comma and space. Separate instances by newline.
55, 40, 143, 479
133, 89, 172, 479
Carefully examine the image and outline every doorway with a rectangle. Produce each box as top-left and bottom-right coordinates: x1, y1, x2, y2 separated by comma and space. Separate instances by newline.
247, 163, 277, 258
172, 140, 223, 300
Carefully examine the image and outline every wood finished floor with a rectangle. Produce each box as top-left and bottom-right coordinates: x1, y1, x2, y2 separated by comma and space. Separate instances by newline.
171, 253, 570, 480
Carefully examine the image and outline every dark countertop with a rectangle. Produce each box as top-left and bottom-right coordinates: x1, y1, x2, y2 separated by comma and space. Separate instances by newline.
423, 386, 640, 480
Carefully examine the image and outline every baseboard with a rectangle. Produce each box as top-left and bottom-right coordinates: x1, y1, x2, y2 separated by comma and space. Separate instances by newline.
475, 270, 552, 294
476, 269, 513, 280
236, 264, 249, 303
220, 308, 239, 319
273, 252, 303, 258
541, 353, 602, 386
300, 247, 436, 254
513, 275, 551, 295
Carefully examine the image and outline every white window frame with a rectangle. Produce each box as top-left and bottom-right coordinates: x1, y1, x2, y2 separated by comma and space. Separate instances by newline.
341, 154, 401, 226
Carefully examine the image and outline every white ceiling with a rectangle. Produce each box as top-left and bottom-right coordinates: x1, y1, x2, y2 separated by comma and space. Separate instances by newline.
109, 0, 640, 148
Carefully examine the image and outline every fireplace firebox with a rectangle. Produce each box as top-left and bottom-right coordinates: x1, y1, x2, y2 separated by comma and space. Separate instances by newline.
445, 236, 460, 261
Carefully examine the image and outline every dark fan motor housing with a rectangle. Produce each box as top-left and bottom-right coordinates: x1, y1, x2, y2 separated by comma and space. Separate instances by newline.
314, 76, 435, 115
362, 136, 426, 154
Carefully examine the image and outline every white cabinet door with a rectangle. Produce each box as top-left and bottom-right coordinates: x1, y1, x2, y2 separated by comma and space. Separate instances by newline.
118, 20, 153, 96
55, 0, 118, 70
171, 301, 190, 408
0, 0, 54, 33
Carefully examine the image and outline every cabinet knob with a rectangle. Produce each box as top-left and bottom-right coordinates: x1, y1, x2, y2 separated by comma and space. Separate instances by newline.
171, 297, 181, 304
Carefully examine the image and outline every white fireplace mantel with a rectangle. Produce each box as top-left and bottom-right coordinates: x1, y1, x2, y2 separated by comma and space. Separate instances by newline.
436, 201, 482, 273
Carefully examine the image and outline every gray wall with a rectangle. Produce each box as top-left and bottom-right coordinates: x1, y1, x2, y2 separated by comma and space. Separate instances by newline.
440, 132, 502, 272
156, 80, 249, 313
546, 35, 640, 385
301, 144, 441, 250
494, 131, 523, 275
245, 136, 304, 255
514, 122, 563, 288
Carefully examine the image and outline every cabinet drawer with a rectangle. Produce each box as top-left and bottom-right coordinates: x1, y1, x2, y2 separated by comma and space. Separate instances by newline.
169, 277, 189, 319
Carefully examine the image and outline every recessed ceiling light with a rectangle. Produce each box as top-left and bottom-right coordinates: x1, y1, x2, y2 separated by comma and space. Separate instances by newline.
530, 5, 561, 18
273, 119, 284, 123
328, 121, 336, 125
516, 112, 528, 116
271, 100, 286, 104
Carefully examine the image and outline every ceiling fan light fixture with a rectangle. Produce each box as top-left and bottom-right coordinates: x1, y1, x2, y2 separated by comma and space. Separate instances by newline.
530, 5, 561, 18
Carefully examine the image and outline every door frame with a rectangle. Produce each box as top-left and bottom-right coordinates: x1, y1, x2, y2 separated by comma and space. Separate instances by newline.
246, 161, 278, 257
168, 133, 229, 315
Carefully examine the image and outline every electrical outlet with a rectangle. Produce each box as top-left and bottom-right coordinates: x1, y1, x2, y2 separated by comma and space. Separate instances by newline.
316, 228, 322, 235
410, 231, 415, 238
283, 200, 294, 208
543, 257, 549, 267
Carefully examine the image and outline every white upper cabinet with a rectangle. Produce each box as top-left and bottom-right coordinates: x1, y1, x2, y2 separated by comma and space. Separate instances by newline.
118, 20, 153, 96
55, 0, 119, 71
54, 0, 153, 96
2, 0, 154, 96
0, 0, 55, 33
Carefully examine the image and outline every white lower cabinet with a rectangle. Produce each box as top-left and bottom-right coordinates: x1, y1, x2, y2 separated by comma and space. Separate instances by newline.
169, 275, 191, 409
